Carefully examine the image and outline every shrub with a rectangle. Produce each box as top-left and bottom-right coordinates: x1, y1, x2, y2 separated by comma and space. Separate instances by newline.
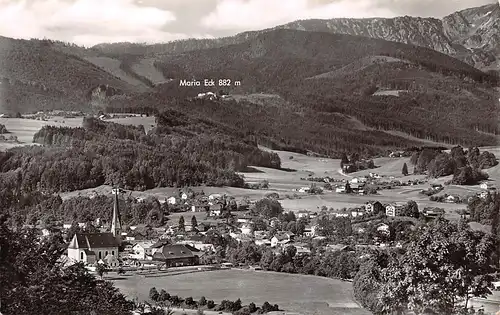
185, 297, 194, 305
198, 296, 207, 306
149, 287, 159, 302
159, 289, 170, 302
207, 300, 215, 309
249, 302, 257, 313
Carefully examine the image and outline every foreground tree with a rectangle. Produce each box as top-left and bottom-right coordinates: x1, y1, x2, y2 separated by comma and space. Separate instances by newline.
402, 163, 409, 176
0, 214, 134, 314
96, 262, 108, 279
253, 198, 284, 219
378, 218, 495, 314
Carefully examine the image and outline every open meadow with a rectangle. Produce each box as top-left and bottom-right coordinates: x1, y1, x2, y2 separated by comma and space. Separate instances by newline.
112, 269, 369, 315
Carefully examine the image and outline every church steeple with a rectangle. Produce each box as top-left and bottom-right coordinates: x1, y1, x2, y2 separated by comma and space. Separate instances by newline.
111, 187, 122, 240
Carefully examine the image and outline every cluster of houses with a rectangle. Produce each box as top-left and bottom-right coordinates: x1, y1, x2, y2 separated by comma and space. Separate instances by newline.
195, 92, 231, 101
57, 183, 471, 271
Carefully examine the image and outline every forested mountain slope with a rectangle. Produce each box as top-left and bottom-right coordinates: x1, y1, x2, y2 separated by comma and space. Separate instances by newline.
0, 37, 139, 113
119, 29, 499, 152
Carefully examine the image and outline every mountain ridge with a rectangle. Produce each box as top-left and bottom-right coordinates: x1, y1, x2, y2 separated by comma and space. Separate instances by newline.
91, 2, 499, 70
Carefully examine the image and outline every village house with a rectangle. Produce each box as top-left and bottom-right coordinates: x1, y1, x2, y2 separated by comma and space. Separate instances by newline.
351, 177, 367, 184
365, 201, 384, 214
298, 187, 311, 193
63, 223, 72, 229
376, 223, 390, 235
191, 204, 208, 212
335, 185, 346, 193
231, 233, 254, 243
240, 223, 254, 235
479, 191, 490, 199
480, 183, 496, 190
167, 196, 177, 205
209, 193, 222, 201
255, 236, 272, 246
385, 203, 406, 217
271, 232, 295, 247
350, 183, 366, 193
176, 240, 215, 252
303, 224, 318, 237
291, 243, 311, 256
237, 216, 252, 224
296, 210, 310, 219
325, 244, 355, 252
332, 212, 350, 218
269, 217, 280, 228
351, 210, 365, 218
130, 241, 156, 260
208, 204, 223, 217
445, 195, 459, 203
152, 244, 199, 267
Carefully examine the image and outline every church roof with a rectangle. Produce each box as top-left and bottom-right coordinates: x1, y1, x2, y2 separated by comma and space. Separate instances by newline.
69, 233, 119, 249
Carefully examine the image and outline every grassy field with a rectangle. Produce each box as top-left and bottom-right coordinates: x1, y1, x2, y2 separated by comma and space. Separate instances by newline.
112, 269, 369, 315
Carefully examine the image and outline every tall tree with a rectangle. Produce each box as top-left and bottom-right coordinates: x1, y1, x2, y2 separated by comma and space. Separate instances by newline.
191, 215, 198, 229
340, 153, 349, 169
402, 162, 409, 176
178, 216, 185, 232
378, 218, 495, 314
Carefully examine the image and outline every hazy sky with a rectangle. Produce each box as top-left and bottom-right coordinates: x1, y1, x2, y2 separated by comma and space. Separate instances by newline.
0, 0, 496, 47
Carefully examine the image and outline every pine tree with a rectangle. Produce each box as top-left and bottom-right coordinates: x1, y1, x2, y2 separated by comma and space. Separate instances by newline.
191, 215, 198, 228
178, 216, 185, 232
402, 163, 409, 176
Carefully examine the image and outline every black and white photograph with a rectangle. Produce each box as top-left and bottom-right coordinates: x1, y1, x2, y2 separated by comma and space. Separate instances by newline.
0, 0, 499, 314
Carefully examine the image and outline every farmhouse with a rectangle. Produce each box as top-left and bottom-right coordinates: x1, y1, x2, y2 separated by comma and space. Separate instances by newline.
480, 183, 496, 190
298, 187, 311, 193
365, 201, 384, 214
445, 195, 459, 203
240, 223, 254, 235
167, 196, 177, 205
303, 224, 318, 237
335, 185, 346, 193
130, 241, 156, 260
152, 244, 199, 267
271, 232, 295, 247
385, 203, 406, 217
296, 210, 310, 219
209, 194, 222, 200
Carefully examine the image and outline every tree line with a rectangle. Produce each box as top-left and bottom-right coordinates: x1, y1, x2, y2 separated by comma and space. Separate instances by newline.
409, 146, 497, 184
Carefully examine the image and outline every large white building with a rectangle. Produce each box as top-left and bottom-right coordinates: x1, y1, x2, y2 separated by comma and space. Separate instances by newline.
67, 188, 122, 266
130, 241, 156, 260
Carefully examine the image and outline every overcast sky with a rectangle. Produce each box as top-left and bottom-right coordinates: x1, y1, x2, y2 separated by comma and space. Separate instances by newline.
0, 0, 496, 47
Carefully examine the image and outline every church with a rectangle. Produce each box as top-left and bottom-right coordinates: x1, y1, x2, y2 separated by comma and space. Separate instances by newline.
67, 188, 122, 267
